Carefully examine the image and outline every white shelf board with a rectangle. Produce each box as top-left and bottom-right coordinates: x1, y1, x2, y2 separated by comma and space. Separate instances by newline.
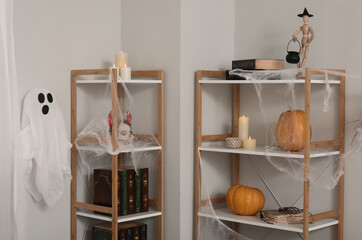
77, 79, 162, 84
199, 208, 338, 233
199, 79, 340, 85
119, 145, 162, 153
77, 210, 162, 223
198, 145, 339, 159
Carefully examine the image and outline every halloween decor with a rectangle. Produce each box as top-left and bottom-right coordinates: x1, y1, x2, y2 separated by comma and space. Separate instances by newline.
226, 184, 265, 216
276, 106, 312, 151
292, 7, 315, 72
286, 39, 301, 64
20, 88, 72, 206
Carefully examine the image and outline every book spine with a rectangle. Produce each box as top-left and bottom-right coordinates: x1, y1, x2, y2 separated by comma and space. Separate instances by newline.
134, 169, 142, 213
140, 224, 147, 240
126, 227, 133, 240
232, 60, 256, 70
92, 227, 111, 240
94, 170, 112, 210
119, 170, 128, 216
120, 229, 126, 240
141, 168, 149, 212
133, 226, 140, 240
128, 170, 135, 214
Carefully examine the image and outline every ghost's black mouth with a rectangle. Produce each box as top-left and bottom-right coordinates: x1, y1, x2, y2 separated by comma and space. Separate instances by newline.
42, 105, 49, 115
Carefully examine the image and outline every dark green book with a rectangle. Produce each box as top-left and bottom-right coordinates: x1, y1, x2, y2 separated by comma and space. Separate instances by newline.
139, 224, 147, 240
92, 222, 128, 240
119, 169, 128, 216
92, 222, 147, 240
134, 169, 142, 213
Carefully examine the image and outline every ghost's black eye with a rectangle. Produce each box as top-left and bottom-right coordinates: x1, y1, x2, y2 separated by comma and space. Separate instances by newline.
42, 105, 49, 115
47, 93, 53, 103
38, 93, 45, 103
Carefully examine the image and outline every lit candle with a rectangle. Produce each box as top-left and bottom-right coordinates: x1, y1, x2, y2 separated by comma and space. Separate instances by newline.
238, 115, 249, 147
243, 136, 256, 149
115, 51, 128, 74
121, 64, 131, 80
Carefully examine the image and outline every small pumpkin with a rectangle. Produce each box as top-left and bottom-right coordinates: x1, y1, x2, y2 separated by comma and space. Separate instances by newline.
276, 107, 312, 151
226, 184, 265, 215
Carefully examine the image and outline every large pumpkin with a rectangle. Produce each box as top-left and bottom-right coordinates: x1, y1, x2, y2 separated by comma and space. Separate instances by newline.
226, 184, 265, 215
276, 107, 312, 151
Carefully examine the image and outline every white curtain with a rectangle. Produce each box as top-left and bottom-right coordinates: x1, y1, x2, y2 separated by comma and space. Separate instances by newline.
0, 0, 23, 239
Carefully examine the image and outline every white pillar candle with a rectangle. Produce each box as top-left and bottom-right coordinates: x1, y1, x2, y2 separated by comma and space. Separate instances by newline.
121, 64, 131, 80
115, 52, 128, 74
238, 115, 249, 147
243, 136, 256, 149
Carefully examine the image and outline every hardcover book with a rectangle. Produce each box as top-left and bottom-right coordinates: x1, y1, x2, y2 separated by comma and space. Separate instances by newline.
232, 59, 284, 70
141, 168, 149, 212
122, 167, 149, 214
94, 169, 128, 216
127, 169, 135, 214
92, 222, 147, 240
135, 169, 142, 213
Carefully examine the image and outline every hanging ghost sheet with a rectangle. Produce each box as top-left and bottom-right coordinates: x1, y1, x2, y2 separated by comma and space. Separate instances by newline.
20, 88, 71, 206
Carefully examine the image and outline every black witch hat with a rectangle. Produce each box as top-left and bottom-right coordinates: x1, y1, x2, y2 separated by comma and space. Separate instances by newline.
298, 8, 313, 17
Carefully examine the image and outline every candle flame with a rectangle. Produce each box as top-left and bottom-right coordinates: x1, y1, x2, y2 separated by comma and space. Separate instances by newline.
249, 136, 251, 140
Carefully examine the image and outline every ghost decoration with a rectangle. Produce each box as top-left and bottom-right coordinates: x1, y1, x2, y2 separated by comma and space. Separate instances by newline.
20, 88, 72, 206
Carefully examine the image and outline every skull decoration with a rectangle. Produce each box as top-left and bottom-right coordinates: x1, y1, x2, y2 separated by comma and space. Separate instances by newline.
118, 122, 134, 146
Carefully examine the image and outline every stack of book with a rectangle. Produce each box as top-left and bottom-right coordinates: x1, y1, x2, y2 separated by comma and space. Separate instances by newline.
93, 222, 147, 240
226, 59, 284, 80
94, 167, 149, 216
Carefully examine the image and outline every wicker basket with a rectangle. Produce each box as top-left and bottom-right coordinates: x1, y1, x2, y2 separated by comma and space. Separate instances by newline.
260, 207, 312, 225
225, 137, 241, 149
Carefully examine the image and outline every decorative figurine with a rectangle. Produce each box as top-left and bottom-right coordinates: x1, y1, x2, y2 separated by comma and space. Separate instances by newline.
292, 8, 315, 74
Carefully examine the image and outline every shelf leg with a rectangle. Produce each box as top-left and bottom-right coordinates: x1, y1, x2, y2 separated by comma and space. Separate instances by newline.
338, 73, 346, 240
111, 68, 119, 240
231, 84, 240, 234
157, 72, 164, 240
303, 69, 312, 240
71, 74, 77, 240
195, 72, 203, 240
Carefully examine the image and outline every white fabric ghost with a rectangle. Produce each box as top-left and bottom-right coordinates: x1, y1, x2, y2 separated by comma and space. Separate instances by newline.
20, 88, 72, 206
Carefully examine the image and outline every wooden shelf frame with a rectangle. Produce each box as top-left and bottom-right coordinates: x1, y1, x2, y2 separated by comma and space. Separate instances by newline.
71, 69, 164, 240
194, 68, 345, 240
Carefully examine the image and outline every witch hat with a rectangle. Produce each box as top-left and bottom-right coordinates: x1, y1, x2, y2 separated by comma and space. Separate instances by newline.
298, 8, 313, 17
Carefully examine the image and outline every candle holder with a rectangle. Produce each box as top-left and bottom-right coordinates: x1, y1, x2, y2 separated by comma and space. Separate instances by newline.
225, 137, 241, 149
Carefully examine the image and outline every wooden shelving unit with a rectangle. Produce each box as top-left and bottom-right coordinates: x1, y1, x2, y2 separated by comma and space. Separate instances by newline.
71, 69, 164, 240
194, 68, 345, 240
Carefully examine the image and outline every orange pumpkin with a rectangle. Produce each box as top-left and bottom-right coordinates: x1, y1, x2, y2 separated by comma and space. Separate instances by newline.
226, 184, 265, 215
276, 107, 312, 152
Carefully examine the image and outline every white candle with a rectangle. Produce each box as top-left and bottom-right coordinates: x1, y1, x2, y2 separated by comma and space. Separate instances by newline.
238, 115, 249, 147
243, 136, 256, 149
115, 52, 128, 74
121, 64, 131, 80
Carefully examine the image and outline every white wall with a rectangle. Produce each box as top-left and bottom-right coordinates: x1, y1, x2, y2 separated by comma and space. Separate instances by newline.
13, 0, 121, 239
234, 1, 362, 239
180, 0, 235, 239
121, 0, 181, 239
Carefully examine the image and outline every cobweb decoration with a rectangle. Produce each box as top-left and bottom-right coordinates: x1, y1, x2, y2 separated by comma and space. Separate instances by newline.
197, 68, 362, 240
75, 71, 159, 176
